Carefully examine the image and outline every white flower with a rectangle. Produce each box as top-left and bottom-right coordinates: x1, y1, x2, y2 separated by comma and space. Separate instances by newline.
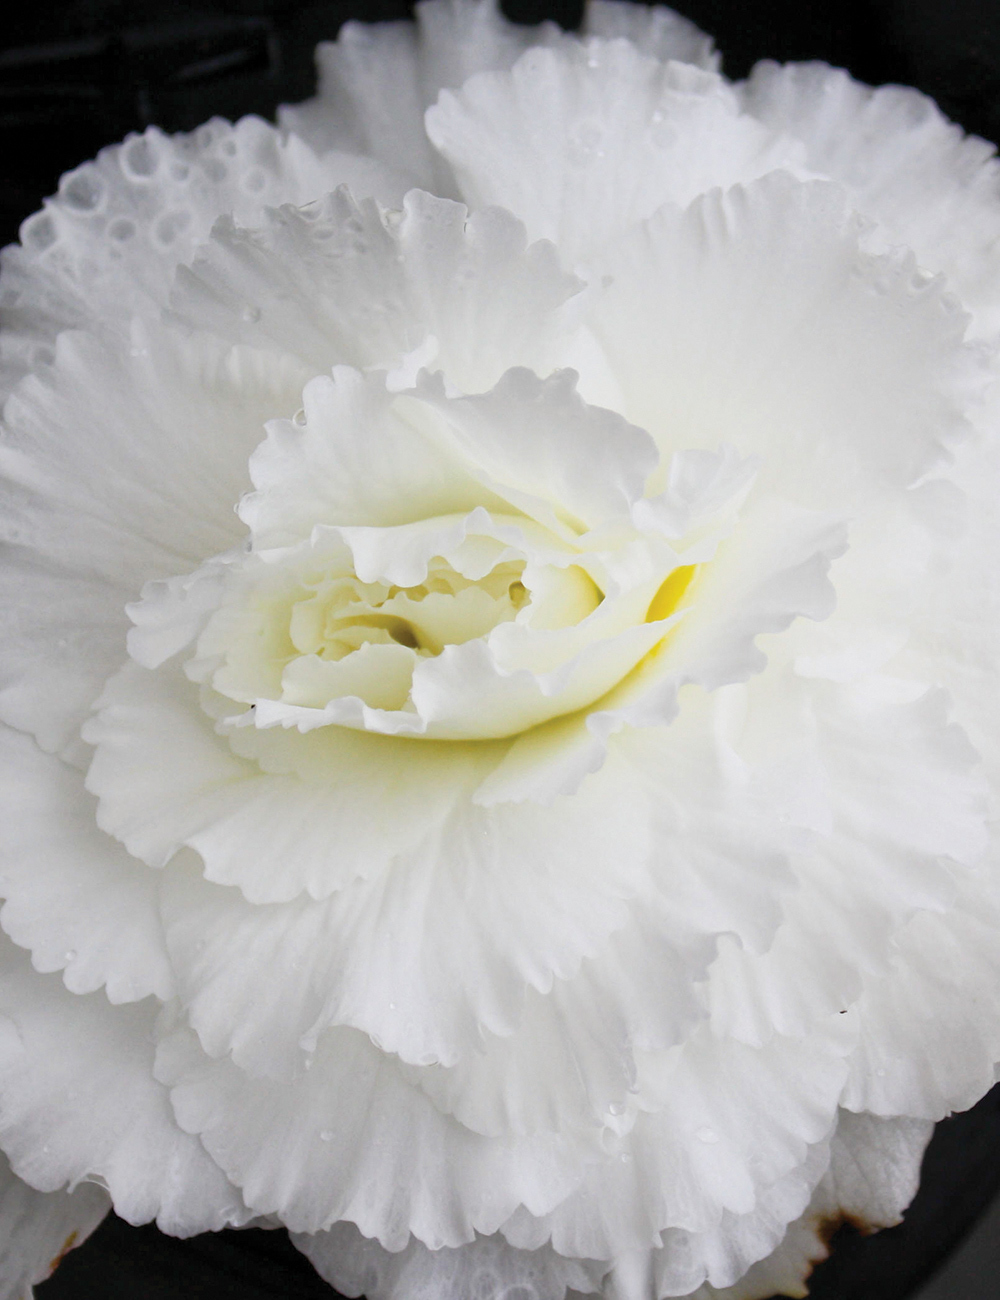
1, 2, 999, 1298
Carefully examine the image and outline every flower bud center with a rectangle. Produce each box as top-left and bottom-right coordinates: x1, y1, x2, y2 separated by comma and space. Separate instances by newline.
287, 559, 530, 662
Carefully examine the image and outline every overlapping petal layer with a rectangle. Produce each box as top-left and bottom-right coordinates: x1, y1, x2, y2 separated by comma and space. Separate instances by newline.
1, 3, 999, 1299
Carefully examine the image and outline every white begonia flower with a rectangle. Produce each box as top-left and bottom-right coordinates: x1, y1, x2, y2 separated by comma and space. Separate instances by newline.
1, 1, 999, 1297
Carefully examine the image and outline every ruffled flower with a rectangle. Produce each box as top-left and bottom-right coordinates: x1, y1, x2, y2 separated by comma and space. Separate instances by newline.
1, 2, 999, 1297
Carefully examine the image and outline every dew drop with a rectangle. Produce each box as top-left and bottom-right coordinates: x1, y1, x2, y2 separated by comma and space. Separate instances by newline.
123, 136, 158, 179
607, 1101, 624, 1117
696, 1126, 719, 1144
60, 169, 104, 212
63, 950, 77, 963
22, 211, 57, 252
320, 1130, 332, 1142
154, 209, 192, 246
241, 304, 261, 324
107, 217, 136, 243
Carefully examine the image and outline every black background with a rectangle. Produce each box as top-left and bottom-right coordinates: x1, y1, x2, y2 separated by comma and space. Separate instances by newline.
4, 0, 1000, 1296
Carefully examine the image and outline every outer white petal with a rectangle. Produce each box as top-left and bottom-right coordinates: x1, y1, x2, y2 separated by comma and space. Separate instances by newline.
672, 1112, 932, 1300
900, 402, 1000, 793
501, 1020, 852, 1259
0, 322, 307, 751
151, 743, 651, 1073
0, 937, 247, 1236
279, 0, 566, 191
582, 1, 717, 71
155, 1022, 588, 1246
843, 895, 1000, 1119
583, 173, 984, 514
402, 906, 714, 1137
84, 658, 501, 905
0, 727, 172, 1005
704, 676, 987, 1045
0, 1151, 108, 1300
0, 116, 396, 400
290, 1110, 929, 1300
171, 188, 579, 395
426, 39, 802, 267
742, 61, 1000, 336
294, 1220, 603, 1300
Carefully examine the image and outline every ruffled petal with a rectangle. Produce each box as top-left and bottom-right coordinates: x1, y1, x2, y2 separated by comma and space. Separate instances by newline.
741, 61, 1000, 336
153, 742, 650, 1072
668, 1112, 931, 1300
500, 1020, 852, 1259
0, 937, 247, 1236
84, 659, 497, 904
426, 40, 801, 266
0, 116, 392, 400
155, 1022, 587, 1246
171, 188, 579, 395
583, 172, 984, 513
704, 676, 986, 1045
0, 322, 307, 750
0, 1151, 108, 1300
843, 894, 1000, 1119
279, 0, 565, 191
0, 727, 172, 1005
478, 494, 846, 805
294, 1220, 603, 1300
241, 367, 502, 551
582, 1, 717, 71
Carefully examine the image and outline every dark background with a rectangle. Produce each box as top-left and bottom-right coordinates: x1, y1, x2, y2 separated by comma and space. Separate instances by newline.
5, 0, 1000, 1296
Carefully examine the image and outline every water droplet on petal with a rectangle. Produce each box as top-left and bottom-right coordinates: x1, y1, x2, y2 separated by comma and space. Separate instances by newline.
696, 1126, 719, 1144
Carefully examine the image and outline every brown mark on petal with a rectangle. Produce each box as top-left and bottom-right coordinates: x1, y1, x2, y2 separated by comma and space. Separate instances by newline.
799, 1210, 881, 1290
47, 1231, 78, 1276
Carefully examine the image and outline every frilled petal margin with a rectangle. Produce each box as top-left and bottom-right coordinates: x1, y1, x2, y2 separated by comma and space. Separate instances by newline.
0, 935, 248, 1237
0, 1151, 108, 1300
291, 1110, 931, 1300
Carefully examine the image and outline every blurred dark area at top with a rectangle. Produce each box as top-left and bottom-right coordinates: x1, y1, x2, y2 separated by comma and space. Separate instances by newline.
1, 0, 1000, 246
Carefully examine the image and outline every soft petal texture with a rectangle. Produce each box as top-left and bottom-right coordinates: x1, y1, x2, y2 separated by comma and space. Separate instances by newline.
0, 321, 307, 751
582, 1, 716, 71
0, 1151, 108, 1300
670, 1112, 933, 1300
293, 1110, 931, 1300
0, 115, 399, 401
583, 172, 983, 510
279, 0, 570, 192
426, 40, 802, 267
295, 1221, 604, 1300
741, 61, 1000, 337
171, 187, 579, 396
2, 4, 1000, 1299
0, 937, 247, 1236
843, 896, 1000, 1119
150, 744, 651, 1072
0, 727, 172, 1005
155, 1022, 587, 1246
